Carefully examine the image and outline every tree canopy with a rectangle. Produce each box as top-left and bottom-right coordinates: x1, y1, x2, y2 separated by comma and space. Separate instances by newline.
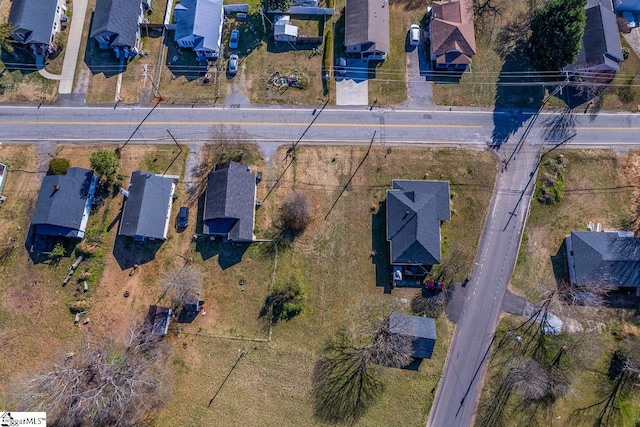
262, 0, 291, 11
90, 149, 120, 178
0, 23, 14, 54
528, 0, 586, 71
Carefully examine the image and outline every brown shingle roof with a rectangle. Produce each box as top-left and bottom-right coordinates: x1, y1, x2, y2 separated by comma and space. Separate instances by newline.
345, 0, 390, 55
430, 0, 476, 58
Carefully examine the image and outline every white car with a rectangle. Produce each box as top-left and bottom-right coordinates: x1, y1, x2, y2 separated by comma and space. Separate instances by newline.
409, 24, 420, 46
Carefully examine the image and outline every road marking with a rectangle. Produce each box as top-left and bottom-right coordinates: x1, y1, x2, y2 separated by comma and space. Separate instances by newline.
0, 120, 484, 129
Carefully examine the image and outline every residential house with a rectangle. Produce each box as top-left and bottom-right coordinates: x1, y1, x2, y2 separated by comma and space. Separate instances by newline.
91, 0, 144, 59
173, 0, 224, 62
274, 15, 299, 43
344, 0, 389, 61
119, 171, 176, 241
203, 162, 256, 242
386, 180, 450, 285
147, 305, 172, 336
564, 0, 623, 74
565, 231, 640, 293
389, 312, 437, 359
429, 0, 476, 70
30, 167, 97, 248
8, 0, 67, 56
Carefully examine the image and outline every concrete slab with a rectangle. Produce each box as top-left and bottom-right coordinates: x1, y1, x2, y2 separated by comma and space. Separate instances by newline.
336, 79, 368, 105
59, 0, 89, 94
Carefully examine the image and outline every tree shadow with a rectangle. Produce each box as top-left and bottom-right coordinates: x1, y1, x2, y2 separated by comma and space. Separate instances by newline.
541, 107, 576, 143
312, 335, 384, 424
491, 46, 544, 147
112, 235, 164, 270
194, 238, 250, 269
371, 201, 392, 293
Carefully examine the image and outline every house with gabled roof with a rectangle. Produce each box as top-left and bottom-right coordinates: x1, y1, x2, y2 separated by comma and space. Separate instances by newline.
565, 231, 640, 292
203, 162, 256, 242
29, 167, 97, 251
389, 312, 437, 359
429, 0, 476, 70
386, 180, 450, 283
8, 0, 67, 56
344, 0, 389, 61
173, 0, 224, 62
91, 0, 144, 59
564, 0, 623, 74
119, 171, 176, 241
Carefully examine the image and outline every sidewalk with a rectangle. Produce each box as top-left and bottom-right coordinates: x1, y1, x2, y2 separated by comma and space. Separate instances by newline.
59, 0, 89, 94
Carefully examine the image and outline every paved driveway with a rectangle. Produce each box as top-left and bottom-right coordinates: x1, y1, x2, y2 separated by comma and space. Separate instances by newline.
400, 35, 434, 108
335, 58, 369, 106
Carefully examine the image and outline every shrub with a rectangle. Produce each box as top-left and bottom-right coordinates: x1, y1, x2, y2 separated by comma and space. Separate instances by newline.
281, 190, 313, 231
48, 158, 70, 175
323, 29, 333, 75
261, 277, 306, 323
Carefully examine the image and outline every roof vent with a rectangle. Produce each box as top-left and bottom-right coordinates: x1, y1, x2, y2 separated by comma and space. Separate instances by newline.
54, 185, 60, 191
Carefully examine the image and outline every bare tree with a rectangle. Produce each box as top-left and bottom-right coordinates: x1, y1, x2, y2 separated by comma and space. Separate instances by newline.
160, 264, 203, 309
556, 280, 613, 307
280, 190, 313, 232
365, 316, 414, 369
20, 322, 172, 426
504, 356, 550, 401
411, 288, 450, 318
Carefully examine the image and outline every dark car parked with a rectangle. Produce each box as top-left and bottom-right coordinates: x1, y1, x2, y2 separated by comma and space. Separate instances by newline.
177, 206, 189, 228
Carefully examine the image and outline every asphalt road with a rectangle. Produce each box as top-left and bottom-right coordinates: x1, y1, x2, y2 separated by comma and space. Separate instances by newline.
1, 104, 640, 149
428, 138, 541, 427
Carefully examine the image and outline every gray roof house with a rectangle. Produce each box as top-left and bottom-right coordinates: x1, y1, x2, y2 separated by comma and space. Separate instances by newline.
30, 167, 97, 239
274, 15, 299, 43
344, 0, 389, 61
119, 171, 176, 241
90, 0, 143, 59
203, 162, 256, 242
174, 0, 224, 62
8, 0, 67, 56
389, 312, 437, 359
386, 180, 451, 266
564, 0, 623, 73
566, 231, 640, 288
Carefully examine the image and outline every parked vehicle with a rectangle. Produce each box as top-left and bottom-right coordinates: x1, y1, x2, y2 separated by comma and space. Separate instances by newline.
227, 54, 239, 75
229, 29, 240, 49
409, 24, 420, 46
177, 206, 189, 228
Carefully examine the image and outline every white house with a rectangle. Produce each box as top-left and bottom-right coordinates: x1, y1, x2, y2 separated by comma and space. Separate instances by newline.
174, 0, 224, 62
8, 0, 67, 56
274, 15, 299, 42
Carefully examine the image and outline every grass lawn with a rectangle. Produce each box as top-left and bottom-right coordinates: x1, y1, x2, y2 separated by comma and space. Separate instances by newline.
484, 149, 640, 426
600, 37, 640, 111
155, 145, 496, 425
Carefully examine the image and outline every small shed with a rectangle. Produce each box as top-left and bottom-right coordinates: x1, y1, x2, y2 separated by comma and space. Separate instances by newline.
178, 300, 204, 323
389, 312, 437, 359
148, 305, 173, 336
274, 15, 299, 42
